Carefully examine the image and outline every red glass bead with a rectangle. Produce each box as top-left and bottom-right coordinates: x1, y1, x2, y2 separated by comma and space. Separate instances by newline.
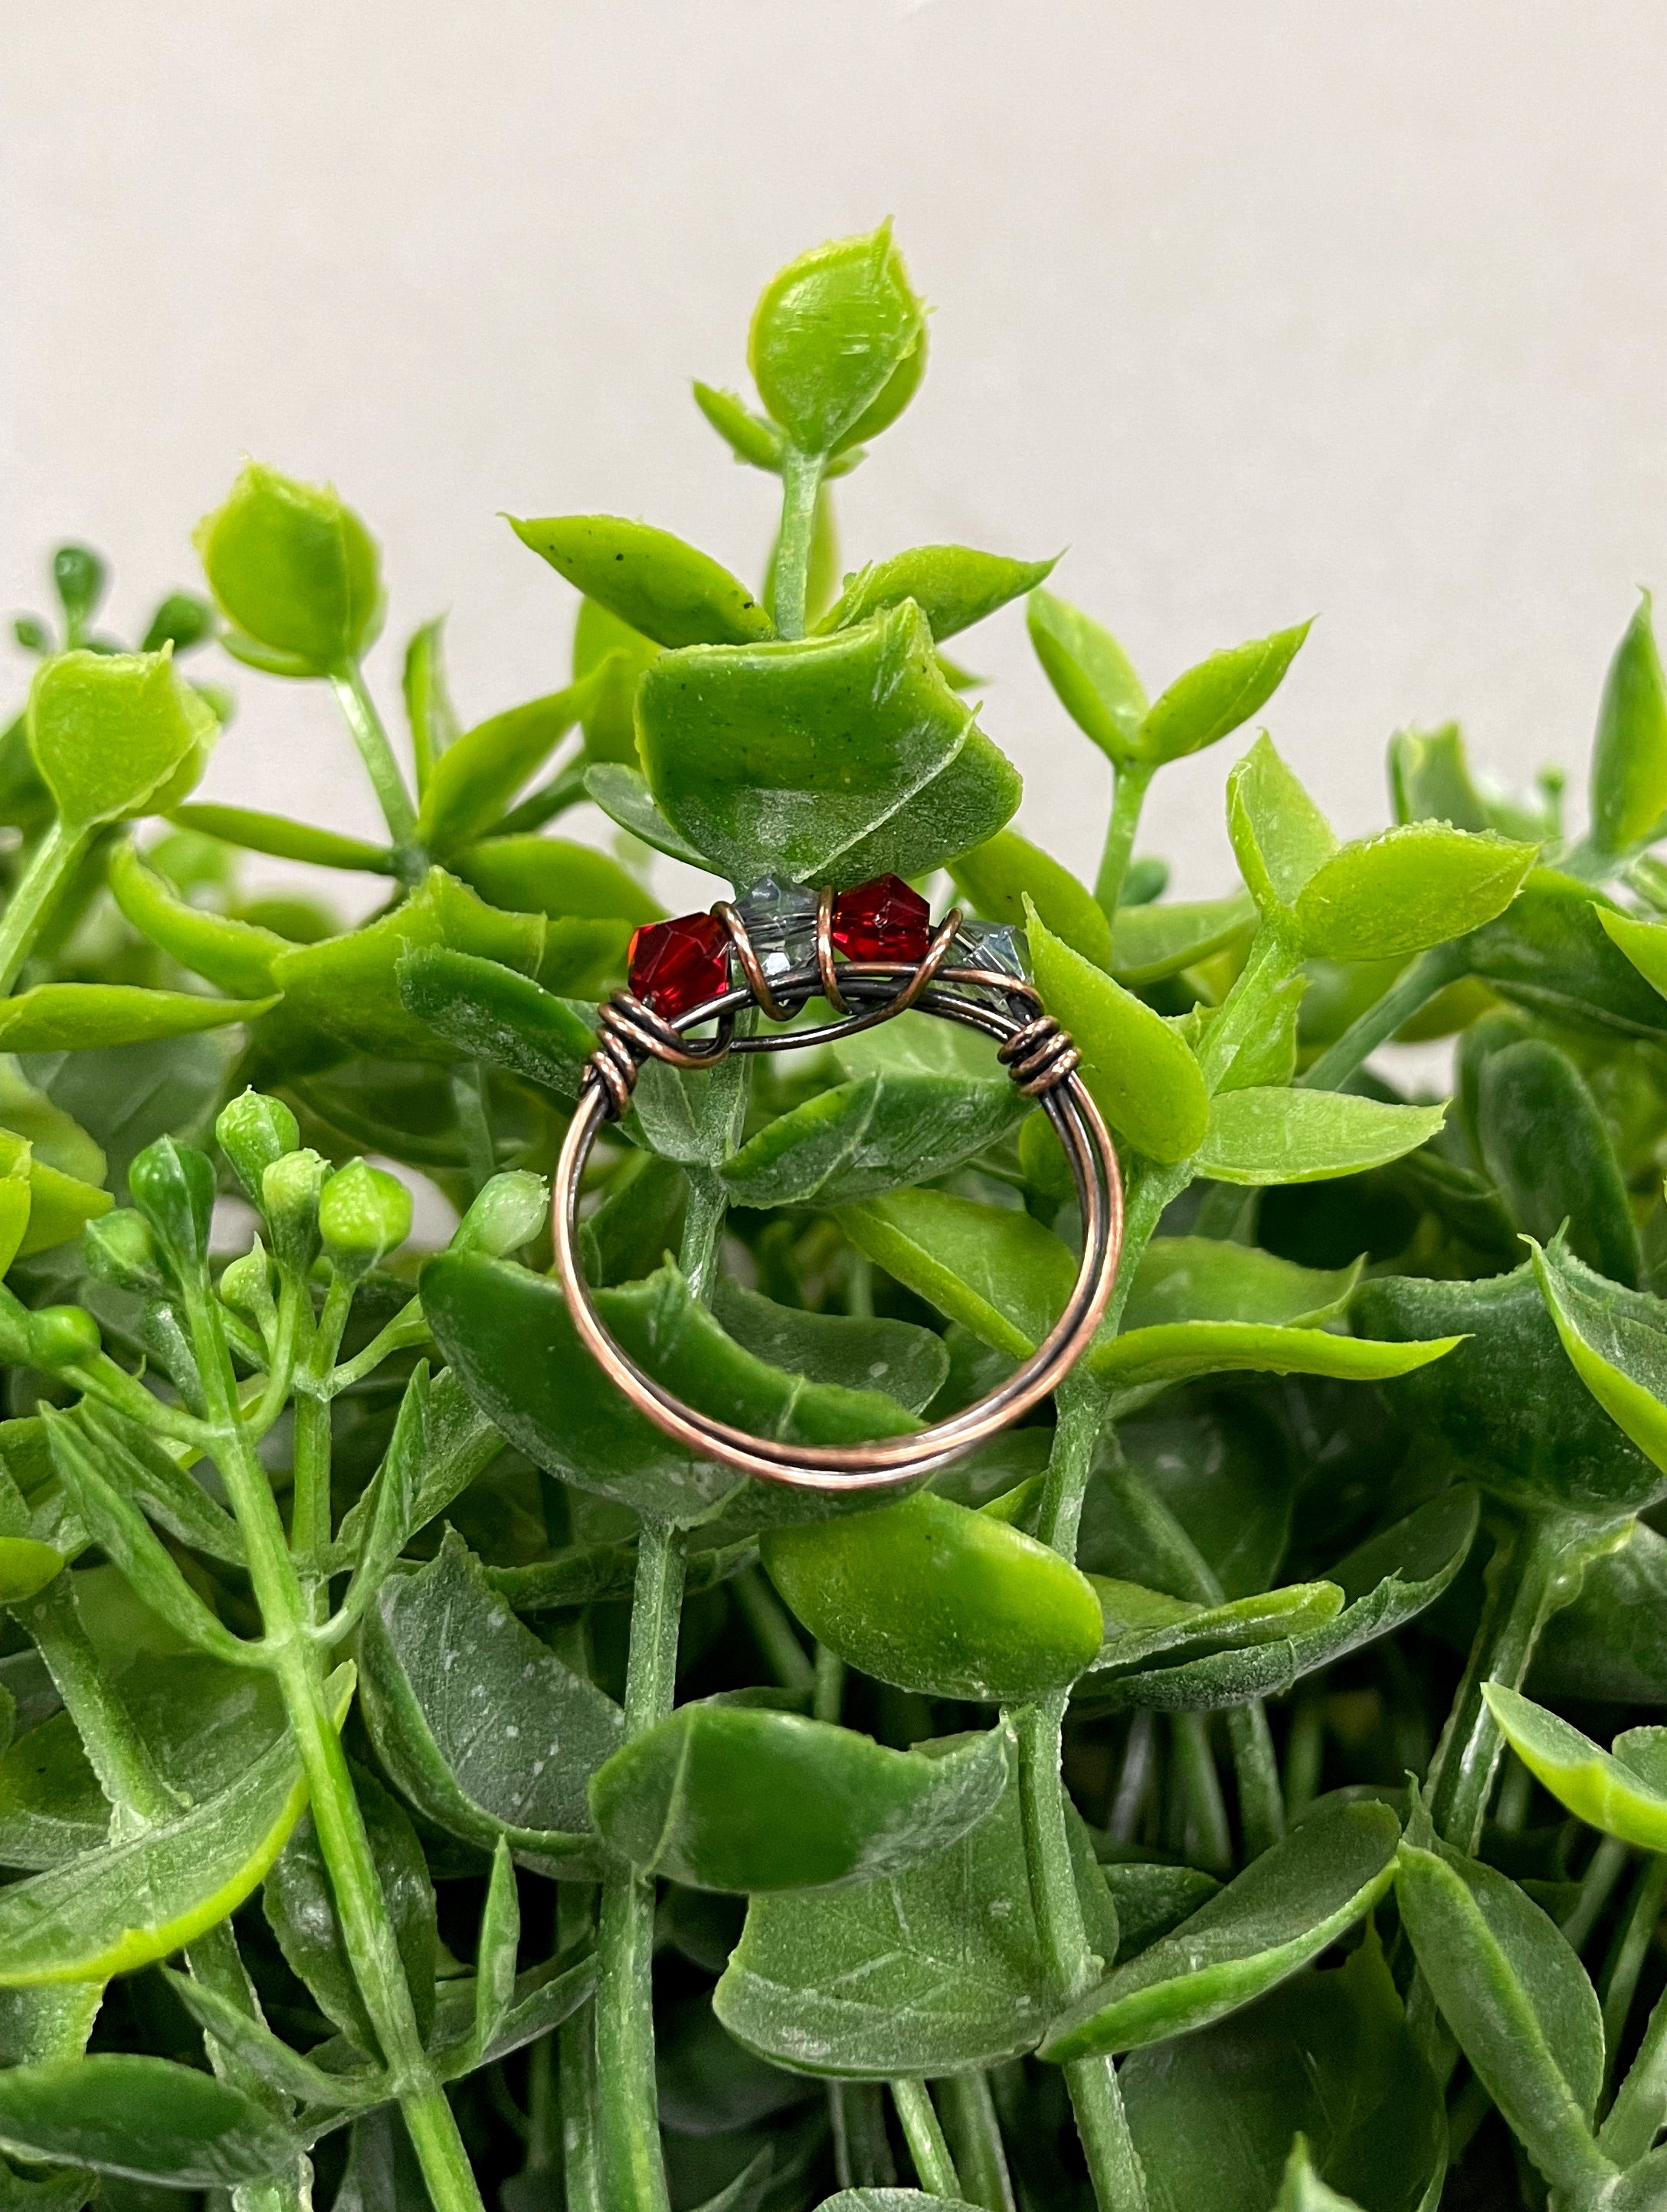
627, 911, 729, 1019
829, 874, 932, 962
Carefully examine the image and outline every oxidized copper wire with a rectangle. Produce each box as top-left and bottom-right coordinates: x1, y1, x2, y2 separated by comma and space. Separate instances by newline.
554, 893, 1122, 1490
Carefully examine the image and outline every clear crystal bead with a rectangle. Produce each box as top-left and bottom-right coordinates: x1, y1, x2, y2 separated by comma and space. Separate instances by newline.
733, 873, 819, 990
951, 919, 1030, 1003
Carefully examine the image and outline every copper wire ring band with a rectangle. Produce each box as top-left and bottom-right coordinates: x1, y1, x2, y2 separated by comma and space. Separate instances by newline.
552, 916, 1124, 1492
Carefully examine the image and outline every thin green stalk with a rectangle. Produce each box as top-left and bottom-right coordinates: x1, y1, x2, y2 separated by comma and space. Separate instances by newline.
1601, 1853, 1667, 2089
677, 1025, 752, 1303
814, 1642, 847, 1726
290, 1271, 352, 1610
892, 2077, 961, 2197
734, 1564, 814, 1692
769, 447, 827, 640
1282, 1693, 1325, 1822
830, 2082, 896, 2190
0, 816, 85, 996
938, 2071, 1017, 2212
1168, 1715, 1232, 1874
1426, 1512, 1583, 1852
1299, 941, 1468, 1093
596, 1520, 684, 2212
1563, 1834, 1632, 1955
1601, 1874, 1667, 2163
557, 1887, 603, 2212
1226, 1703, 1284, 1858
1096, 762, 1154, 921
450, 1062, 497, 1195
331, 663, 421, 868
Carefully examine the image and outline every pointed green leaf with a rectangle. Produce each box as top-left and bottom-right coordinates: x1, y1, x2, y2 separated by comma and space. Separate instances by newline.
949, 827, 1111, 968
1481, 1042, 1639, 1285
402, 614, 461, 791
395, 946, 594, 1104
1135, 621, 1311, 767
1026, 589, 1148, 761
107, 843, 287, 999
722, 1072, 1028, 1209
452, 834, 659, 923
1484, 1683, 1667, 1850
1122, 1239, 1361, 1330
28, 650, 218, 830
0, 986, 274, 1054
509, 515, 773, 650
415, 679, 596, 851
167, 802, 395, 874
820, 548, 1056, 643
1196, 1087, 1446, 1184
748, 224, 925, 455
837, 1188, 1077, 1360
1590, 591, 1667, 854
582, 762, 712, 867
1109, 894, 1256, 985
1088, 1319, 1460, 1398
1227, 736, 1337, 918
1292, 823, 1536, 962
0, 2055, 299, 2186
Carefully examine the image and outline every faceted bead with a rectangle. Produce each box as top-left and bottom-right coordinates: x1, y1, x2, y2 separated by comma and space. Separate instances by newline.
830, 874, 932, 962
627, 911, 729, 1020
734, 873, 818, 990
951, 919, 1031, 1005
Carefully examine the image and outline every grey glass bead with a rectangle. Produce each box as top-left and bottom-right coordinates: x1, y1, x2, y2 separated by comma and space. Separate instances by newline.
734, 873, 819, 987
951, 919, 1030, 987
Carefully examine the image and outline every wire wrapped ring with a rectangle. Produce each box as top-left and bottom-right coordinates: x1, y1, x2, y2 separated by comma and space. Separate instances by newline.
552, 881, 1123, 1491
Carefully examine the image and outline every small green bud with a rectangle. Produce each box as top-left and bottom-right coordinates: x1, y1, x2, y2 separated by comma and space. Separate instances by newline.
748, 224, 926, 457
220, 1241, 275, 1325
318, 1160, 412, 1279
12, 616, 50, 656
51, 545, 107, 642
27, 646, 220, 830
217, 1089, 301, 1203
450, 1171, 549, 1259
82, 1209, 165, 1295
140, 591, 215, 657
128, 1137, 216, 1273
260, 1148, 327, 1275
28, 1305, 101, 1369
195, 463, 384, 678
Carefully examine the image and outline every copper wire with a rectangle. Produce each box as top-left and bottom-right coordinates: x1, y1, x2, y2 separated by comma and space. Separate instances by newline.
712, 899, 797, 1026
814, 885, 850, 1014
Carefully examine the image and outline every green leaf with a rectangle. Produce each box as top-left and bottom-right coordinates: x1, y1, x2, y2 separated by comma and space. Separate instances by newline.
359, 1530, 624, 1866
1109, 894, 1256, 985
1028, 902, 1209, 1161
509, 515, 773, 651
1227, 737, 1338, 918
108, 842, 288, 998
424, 1252, 921, 1524
401, 614, 461, 791
1485, 1683, 1667, 1850
583, 763, 712, 868
0, 2055, 299, 2186
0, 1710, 110, 1873
395, 947, 594, 1105
1136, 621, 1311, 767
1462, 872, 1667, 1037
1528, 1235, 1667, 1477
452, 835, 660, 923
272, 867, 544, 1064
761, 1491, 1104, 1701
166, 802, 395, 875
1479, 1042, 1640, 1284
837, 1188, 1077, 1361
0, 1131, 109, 1255
1389, 722, 1493, 830
591, 1704, 1007, 1891
748, 224, 925, 455
1292, 823, 1537, 961
1271, 2141, 1367, 2212
195, 461, 382, 676
1533, 1520, 1667, 1705
691, 382, 787, 473
1196, 1088, 1446, 1185
571, 595, 662, 771
162, 1968, 385, 2113
818, 548, 1056, 643
1122, 1239, 1361, 1330
712, 1278, 948, 1416
0, 1666, 352, 1985
329, 1362, 502, 1594
638, 603, 1018, 888
1026, 589, 1148, 762
1394, 1829, 1608, 2195
715, 1734, 1115, 2076
415, 680, 596, 852
1355, 1258, 1665, 1516
28, 649, 218, 829
0, 984, 274, 1054
722, 1072, 1027, 1209
1087, 1577, 1344, 1682
1119, 1939, 1443, 2212
73, 1403, 244, 1566
949, 828, 1111, 968
1087, 1319, 1460, 1402
0, 1541, 62, 1605
1590, 591, 1667, 854
1042, 1800, 1399, 2059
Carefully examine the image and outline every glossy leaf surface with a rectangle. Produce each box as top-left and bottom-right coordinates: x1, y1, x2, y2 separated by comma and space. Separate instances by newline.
1196, 1087, 1446, 1185
819, 547, 1054, 643
1590, 591, 1667, 853
1485, 1682, 1667, 1849
1026, 588, 1148, 761
748, 224, 925, 454
0, 2055, 298, 2185
949, 828, 1111, 968
1292, 823, 1535, 962
509, 516, 773, 651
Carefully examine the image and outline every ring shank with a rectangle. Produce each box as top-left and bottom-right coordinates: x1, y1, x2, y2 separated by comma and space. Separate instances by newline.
552, 969, 1123, 1492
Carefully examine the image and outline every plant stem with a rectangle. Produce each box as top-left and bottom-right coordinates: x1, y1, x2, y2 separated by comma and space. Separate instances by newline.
1096, 764, 1153, 923
769, 447, 827, 640
596, 1519, 683, 2212
830, 2082, 896, 2189
734, 1564, 814, 1693
1168, 1715, 1232, 1873
892, 2078, 961, 2197
1226, 1703, 1285, 1858
1282, 1693, 1325, 1822
1601, 1864, 1667, 2164
557, 1889, 604, 2212
1563, 1834, 1631, 1955
938, 2070, 1017, 2212
814, 1642, 847, 1725
0, 816, 84, 996
1299, 941, 1468, 1093
1601, 1853, 1667, 2089
450, 1060, 497, 1195
331, 663, 421, 871
676, 1028, 752, 1303
1426, 1512, 1584, 1852
290, 1272, 352, 1613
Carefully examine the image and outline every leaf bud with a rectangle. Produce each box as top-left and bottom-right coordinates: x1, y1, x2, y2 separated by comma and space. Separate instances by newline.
28, 1304, 101, 1369
82, 1208, 166, 1296
128, 1137, 216, 1275
216, 1089, 301, 1203
27, 647, 220, 831
748, 223, 926, 457
318, 1160, 412, 1280
260, 1148, 328, 1275
450, 1171, 549, 1259
12, 617, 49, 656
51, 545, 107, 641
195, 463, 384, 678
219, 1240, 275, 1325
140, 591, 215, 657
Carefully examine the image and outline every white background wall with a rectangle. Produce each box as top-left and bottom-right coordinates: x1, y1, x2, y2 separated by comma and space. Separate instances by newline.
6, 0, 1667, 911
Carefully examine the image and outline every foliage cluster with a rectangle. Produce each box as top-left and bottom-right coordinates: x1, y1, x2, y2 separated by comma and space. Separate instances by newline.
4, 224, 1667, 2212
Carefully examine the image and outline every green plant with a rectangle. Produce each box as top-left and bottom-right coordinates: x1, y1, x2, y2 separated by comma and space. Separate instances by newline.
5, 223, 1667, 2212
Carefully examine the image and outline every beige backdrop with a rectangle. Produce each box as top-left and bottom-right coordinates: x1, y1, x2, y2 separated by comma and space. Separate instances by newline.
5, 0, 1666, 911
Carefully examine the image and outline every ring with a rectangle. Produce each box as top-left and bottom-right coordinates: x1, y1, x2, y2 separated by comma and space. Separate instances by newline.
552, 872, 1125, 1490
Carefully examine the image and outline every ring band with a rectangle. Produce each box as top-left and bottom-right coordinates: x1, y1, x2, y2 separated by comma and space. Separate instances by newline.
552, 875, 1124, 1491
